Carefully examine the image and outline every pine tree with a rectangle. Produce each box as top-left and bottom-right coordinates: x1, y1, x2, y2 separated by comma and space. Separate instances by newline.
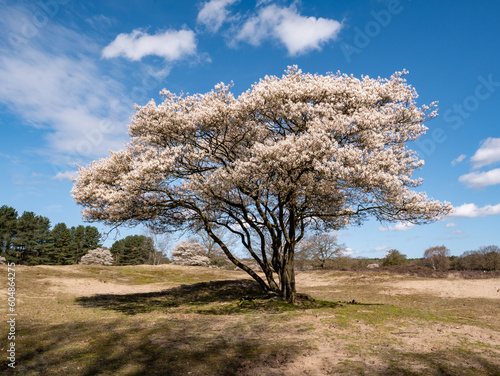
47, 223, 73, 265
110, 235, 155, 265
83, 226, 101, 250
11, 211, 51, 265
70, 225, 87, 264
0, 205, 18, 259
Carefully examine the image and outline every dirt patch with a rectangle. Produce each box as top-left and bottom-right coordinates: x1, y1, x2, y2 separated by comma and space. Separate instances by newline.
380, 279, 500, 299
375, 265, 500, 279
41, 277, 180, 296
296, 269, 500, 300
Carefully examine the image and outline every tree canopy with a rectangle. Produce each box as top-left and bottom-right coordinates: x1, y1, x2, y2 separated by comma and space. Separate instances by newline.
73, 67, 451, 302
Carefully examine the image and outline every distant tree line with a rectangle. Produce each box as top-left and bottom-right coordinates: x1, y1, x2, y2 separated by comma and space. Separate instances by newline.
2, 204, 497, 271
292, 233, 500, 272
0, 205, 169, 266
450, 245, 500, 271
0, 205, 101, 265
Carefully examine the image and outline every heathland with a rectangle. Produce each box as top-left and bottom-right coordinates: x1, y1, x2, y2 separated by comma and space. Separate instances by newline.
1, 264, 499, 375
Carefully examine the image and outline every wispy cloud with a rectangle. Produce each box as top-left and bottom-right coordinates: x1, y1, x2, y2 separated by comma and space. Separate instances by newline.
378, 222, 415, 232
470, 138, 500, 169
445, 222, 458, 228
374, 245, 389, 251
447, 203, 500, 218
451, 154, 466, 166
0, 48, 128, 158
85, 14, 115, 32
197, 0, 238, 32
234, 5, 342, 56
53, 170, 79, 180
102, 29, 197, 61
0, 5, 130, 162
459, 168, 500, 189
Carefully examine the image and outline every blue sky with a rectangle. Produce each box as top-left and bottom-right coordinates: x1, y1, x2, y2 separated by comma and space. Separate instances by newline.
1, 0, 499, 258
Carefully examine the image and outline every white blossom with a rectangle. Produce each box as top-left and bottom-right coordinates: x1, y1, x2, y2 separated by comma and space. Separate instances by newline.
171, 241, 210, 267
80, 248, 114, 266
72, 67, 452, 301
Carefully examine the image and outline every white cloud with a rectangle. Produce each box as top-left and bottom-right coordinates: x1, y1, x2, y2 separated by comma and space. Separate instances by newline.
470, 138, 500, 169
344, 247, 359, 255
445, 222, 457, 228
451, 154, 466, 166
459, 168, 500, 189
234, 5, 342, 56
197, 0, 238, 32
53, 170, 78, 180
102, 29, 197, 61
374, 245, 389, 251
0, 48, 128, 159
0, 6, 130, 162
378, 222, 415, 232
447, 203, 500, 218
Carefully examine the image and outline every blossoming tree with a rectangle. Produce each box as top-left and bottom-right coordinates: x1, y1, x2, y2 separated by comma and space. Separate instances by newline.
72, 67, 451, 303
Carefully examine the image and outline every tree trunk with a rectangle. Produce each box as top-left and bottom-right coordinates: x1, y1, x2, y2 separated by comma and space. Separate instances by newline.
261, 263, 280, 292
205, 225, 272, 293
280, 261, 296, 303
279, 248, 296, 303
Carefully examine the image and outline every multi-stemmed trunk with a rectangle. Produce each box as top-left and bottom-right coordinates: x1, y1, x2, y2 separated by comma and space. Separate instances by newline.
279, 251, 296, 303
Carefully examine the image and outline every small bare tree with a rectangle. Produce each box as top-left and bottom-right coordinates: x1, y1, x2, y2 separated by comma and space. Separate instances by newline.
195, 228, 236, 267
171, 240, 211, 267
80, 248, 114, 266
143, 227, 171, 265
424, 246, 450, 271
296, 233, 345, 268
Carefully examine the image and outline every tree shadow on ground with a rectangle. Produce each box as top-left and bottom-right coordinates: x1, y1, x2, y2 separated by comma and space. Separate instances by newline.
75, 279, 358, 315
6, 318, 300, 376
332, 348, 500, 376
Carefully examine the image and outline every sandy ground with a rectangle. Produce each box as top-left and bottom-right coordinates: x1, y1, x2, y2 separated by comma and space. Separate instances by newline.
37, 268, 500, 300
295, 272, 500, 300
380, 279, 500, 299
42, 277, 180, 296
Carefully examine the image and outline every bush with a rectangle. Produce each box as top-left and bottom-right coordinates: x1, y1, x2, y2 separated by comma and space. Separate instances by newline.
171, 241, 211, 267
382, 249, 407, 266
80, 248, 114, 266
424, 246, 450, 271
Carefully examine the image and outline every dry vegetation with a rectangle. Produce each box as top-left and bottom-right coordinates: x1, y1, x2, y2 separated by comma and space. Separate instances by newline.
1, 264, 499, 375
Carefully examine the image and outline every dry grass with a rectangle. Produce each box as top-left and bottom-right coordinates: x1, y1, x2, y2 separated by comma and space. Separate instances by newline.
0, 264, 499, 375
